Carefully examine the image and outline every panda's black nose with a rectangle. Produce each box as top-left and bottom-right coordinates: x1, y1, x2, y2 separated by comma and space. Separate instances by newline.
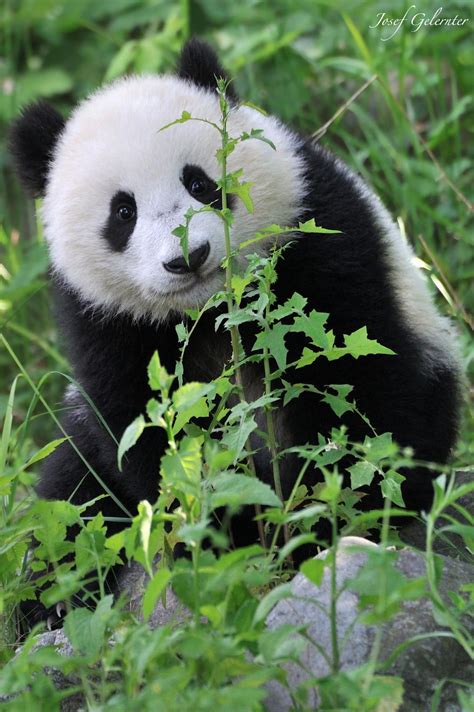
163, 241, 210, 274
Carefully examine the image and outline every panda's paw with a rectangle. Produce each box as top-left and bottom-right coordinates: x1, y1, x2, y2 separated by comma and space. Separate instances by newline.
46, 601, 67, 630
19, 597, 67, 634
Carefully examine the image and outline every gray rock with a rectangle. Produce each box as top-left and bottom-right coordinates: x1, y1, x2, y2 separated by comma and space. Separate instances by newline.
264, 537, 378, 710
264, 536, 474, 712
382, 550, 474, 712
117, 560, 189, 628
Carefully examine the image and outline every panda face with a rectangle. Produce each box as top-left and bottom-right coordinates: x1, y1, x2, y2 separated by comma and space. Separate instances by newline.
40, 75, 306, 321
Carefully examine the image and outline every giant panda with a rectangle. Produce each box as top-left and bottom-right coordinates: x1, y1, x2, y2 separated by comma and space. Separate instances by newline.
10, 39, 461, 622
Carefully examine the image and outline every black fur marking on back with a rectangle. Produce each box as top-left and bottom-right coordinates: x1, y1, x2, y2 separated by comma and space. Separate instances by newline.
8, 100, 65, 197
177, 37, 239, 102
101, 191, 137, 252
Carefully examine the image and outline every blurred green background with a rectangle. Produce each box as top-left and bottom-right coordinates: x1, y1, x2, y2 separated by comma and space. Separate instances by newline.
0, 0, 472, 459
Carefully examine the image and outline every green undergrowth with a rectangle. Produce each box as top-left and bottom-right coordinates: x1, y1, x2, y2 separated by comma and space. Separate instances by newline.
1, 2, 473, 710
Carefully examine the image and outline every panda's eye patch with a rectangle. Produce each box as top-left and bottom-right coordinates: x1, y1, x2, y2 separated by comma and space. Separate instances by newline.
102, 191, 137, 252
116, 204, 135, 222
182, 164, 233, 211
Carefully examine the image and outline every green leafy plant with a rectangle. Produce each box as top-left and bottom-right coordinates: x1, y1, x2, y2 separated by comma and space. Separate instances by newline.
1, 4, 472, 709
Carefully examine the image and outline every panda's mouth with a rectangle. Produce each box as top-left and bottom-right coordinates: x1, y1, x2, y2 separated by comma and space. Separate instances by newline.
156, 267, 221, 297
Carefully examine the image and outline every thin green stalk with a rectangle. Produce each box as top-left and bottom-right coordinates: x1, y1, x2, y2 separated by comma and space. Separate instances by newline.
262, 295, 290, 550
218, 86, 265, 549
220, 102, 244, 390
329, 496, 340, 673
1, 335, 132, 518
192, 545, 201, 625
362, 493, 391, 693
4, 320, 68, 367
262, 319, 283, 502
425, 483, 473, 658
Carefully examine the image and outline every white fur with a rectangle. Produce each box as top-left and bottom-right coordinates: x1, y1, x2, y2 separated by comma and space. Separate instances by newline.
42, 75, 306, 321
64, 384, 88, 424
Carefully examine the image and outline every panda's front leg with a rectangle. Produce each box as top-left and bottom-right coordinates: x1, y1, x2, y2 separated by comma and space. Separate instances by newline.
21, 398, 167, 631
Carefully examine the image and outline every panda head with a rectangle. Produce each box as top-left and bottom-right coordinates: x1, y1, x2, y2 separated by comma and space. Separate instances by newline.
10, 39, 306, 321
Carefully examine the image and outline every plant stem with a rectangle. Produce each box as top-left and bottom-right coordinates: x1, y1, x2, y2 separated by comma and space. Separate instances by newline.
362, 493, 391, 693
218, 89, 265, 549
329, 497, 340, 673
262, 298, 290, 549
220, 110, 244, 391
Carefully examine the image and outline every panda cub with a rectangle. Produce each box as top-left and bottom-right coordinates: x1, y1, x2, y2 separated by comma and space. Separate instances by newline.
10, 40, 460, 589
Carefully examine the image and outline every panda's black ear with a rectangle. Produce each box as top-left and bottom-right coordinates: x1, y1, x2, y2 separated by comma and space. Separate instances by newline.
177, 37, 238, 102
8, 101, 65, 198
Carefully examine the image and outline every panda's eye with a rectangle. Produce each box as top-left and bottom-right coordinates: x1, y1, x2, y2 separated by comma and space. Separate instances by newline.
189, 176, 208, 196
182, 164, 230, 210
116, 204, 135, 222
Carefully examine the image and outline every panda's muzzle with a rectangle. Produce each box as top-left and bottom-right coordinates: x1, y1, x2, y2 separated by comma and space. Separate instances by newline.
163, 241, 210, 274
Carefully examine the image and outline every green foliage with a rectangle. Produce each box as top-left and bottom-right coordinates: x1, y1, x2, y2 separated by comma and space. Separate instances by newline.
0, 2, 473, 709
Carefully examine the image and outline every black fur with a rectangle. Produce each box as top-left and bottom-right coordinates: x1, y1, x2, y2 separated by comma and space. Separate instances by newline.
11, 41, 461, 626
101, 191, 137, 252
8, 100, 65, 197
177, 37, 239, 101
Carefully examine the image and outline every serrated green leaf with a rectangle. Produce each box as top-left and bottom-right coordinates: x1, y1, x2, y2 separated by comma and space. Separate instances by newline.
270, 292, 307, 321
210, 473, 281, 509
221, 414, 258, 458
321, 384, 355, 418
381, 470, 405, 507
297, 218, 340, 234
159, 110, 193, 132
296, 347, 318, 368
173, 382, 212, 411
348, 461, 377, 489
291, 310, 329, 349
240, 128, 276, 150
231, 273, 252, 305
253, 324, 289, 371
174, 397, 209, 434
364, 433, 397, 462
343, 327, 396, 359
